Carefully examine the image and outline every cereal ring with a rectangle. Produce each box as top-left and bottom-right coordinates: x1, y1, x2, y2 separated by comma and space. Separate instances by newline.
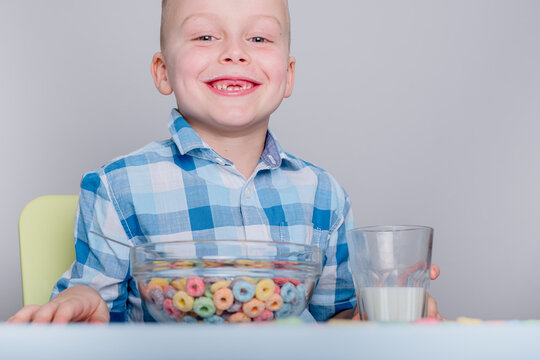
204, 315, 225, 324
272, 277, 289, 286
232, 280, 256, 302
193, 297, 216, 318
227, 299, 242, 313
242, 299, 265, 318
255, 279, 275, 301
172, 290, 194, 312
213, 288, 234, 311
228, 312, 251, 323
171, 278, 186, 291
274, 285, 280, 294
254, 309, 274, 322
165, 288, 177, 299
273, 277, 301, 286
296, 283, 307, 298
186, 276, 206, 297
265, 293, 283, 311
280, 282, 298, 303
182, 315, 198, 323
274, 303, 292, 319
210, 280, 231, 293
148, 277, 169, 289
163, 298, 181, 319
149, 288, 165, 309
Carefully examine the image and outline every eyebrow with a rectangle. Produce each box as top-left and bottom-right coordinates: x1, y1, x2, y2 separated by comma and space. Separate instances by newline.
181, 12, 283, 30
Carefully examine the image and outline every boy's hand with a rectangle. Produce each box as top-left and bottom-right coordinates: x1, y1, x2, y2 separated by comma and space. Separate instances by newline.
426, 264, 446, 320
352, 264, 445, 320
7, 285, 109, 324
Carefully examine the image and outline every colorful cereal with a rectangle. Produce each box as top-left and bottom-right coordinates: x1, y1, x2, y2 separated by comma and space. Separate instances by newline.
255, 279, 275, 301
193, 297, 216, 318
186, 276, 206, 297
232, 280, 256, 302
213, 288, 234, 311
172, 290, 194, 312
242, 298, 265, 318
264, 294, 284, 312
280, 282, 298, 303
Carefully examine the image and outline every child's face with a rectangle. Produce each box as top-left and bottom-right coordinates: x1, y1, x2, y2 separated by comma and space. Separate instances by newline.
153, 0, 295, 135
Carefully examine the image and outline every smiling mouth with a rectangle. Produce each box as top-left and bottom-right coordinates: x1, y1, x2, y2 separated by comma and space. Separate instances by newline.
205, 78, 261, 96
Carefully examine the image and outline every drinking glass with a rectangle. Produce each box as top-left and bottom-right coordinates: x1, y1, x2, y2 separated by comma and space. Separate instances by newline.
347, 226, 433, 321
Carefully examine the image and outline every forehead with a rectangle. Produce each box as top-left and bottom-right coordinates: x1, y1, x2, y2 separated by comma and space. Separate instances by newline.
165, 0, 289, 31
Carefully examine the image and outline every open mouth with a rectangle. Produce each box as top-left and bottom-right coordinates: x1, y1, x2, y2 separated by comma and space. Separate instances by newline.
205, 77, 261, 96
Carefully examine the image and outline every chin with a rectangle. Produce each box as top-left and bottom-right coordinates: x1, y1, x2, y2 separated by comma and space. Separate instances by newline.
211, 111, 268, 131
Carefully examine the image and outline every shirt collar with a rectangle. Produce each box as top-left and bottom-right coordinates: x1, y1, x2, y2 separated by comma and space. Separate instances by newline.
168, 108, 212, 155
167, 108, 284, 169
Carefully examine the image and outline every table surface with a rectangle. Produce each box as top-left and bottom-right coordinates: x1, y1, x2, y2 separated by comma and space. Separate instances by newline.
1, 321, 540, 360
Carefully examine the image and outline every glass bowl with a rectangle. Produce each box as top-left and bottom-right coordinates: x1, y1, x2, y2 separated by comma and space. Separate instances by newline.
131, 240, 323, 323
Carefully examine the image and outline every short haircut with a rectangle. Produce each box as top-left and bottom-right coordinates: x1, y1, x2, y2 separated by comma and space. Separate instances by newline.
160, 0, 291, 52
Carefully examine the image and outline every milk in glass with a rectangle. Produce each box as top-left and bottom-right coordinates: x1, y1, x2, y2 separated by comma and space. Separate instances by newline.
360, 287, 426, 321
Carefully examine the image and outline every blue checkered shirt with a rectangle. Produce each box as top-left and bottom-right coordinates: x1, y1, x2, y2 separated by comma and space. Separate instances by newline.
52, 109, 356, 322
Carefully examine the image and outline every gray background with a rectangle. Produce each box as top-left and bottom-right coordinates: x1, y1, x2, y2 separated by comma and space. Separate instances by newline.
1, 0, 539, 321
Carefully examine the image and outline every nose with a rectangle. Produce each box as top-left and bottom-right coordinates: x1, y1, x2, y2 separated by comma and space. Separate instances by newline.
219, 38, 250, 64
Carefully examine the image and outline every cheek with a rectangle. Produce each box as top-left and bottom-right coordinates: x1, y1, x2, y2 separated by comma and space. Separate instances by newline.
169, 48, 211, 87
258, 53, 289, 87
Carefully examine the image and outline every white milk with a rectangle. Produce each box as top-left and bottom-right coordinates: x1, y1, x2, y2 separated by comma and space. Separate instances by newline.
360, 287, 426, 321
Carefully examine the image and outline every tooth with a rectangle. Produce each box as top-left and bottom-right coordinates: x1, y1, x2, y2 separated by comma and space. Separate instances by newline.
242, 86, 247, 90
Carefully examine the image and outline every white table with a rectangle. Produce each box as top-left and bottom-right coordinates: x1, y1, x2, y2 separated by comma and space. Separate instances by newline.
1, 321, 540, 359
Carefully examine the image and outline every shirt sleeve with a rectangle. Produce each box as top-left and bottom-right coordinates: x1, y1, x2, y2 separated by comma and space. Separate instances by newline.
51, 171, 134, 322
309, 192, 357, 321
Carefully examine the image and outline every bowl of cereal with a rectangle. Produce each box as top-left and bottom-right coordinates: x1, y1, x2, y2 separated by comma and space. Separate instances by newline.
131, 240, 323, 323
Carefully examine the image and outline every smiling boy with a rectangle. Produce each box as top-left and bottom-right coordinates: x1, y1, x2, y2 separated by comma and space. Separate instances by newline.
9, 0, 440, 323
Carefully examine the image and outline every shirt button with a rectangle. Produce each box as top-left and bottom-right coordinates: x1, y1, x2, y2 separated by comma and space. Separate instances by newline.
245, 187, 252, 198
215, 158, 225, 165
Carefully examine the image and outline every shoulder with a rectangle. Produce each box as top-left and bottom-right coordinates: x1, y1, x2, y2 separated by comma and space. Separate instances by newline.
80, 139, 177, 192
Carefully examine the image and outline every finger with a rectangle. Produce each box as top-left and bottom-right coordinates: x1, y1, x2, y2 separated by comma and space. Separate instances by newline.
88, 300, 110, 323
430, 264, 440, 280
31, 302, 60, 323
51, 301, 81, 323
426, 295, 439, 318
6, 305, 41, 323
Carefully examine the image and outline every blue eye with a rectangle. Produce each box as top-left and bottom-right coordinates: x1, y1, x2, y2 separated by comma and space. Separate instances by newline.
198, 35, 216, 41
250, 37, 267, 43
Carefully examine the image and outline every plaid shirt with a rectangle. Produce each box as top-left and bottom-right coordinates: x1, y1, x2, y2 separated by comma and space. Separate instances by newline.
52, 109, 356, 322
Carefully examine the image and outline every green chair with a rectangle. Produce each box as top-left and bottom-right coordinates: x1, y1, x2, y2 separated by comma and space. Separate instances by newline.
18, 195, 78, 306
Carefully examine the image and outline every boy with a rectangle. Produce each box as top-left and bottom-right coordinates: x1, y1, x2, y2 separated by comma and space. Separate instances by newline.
9, 0, 440, 323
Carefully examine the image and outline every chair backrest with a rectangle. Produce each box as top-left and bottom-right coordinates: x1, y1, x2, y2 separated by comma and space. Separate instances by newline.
19, 195, 78, 306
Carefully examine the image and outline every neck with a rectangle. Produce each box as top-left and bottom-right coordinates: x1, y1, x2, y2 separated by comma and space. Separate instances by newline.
189, 121, 269, 179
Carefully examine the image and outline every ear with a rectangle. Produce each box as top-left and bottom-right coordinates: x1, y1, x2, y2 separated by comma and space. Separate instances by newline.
151, 52, 173, 95
284, 56, 296, 98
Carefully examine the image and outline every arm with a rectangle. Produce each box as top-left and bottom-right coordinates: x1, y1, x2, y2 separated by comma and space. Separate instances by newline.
9, 171, 133, 323
309, 188, 357, 321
